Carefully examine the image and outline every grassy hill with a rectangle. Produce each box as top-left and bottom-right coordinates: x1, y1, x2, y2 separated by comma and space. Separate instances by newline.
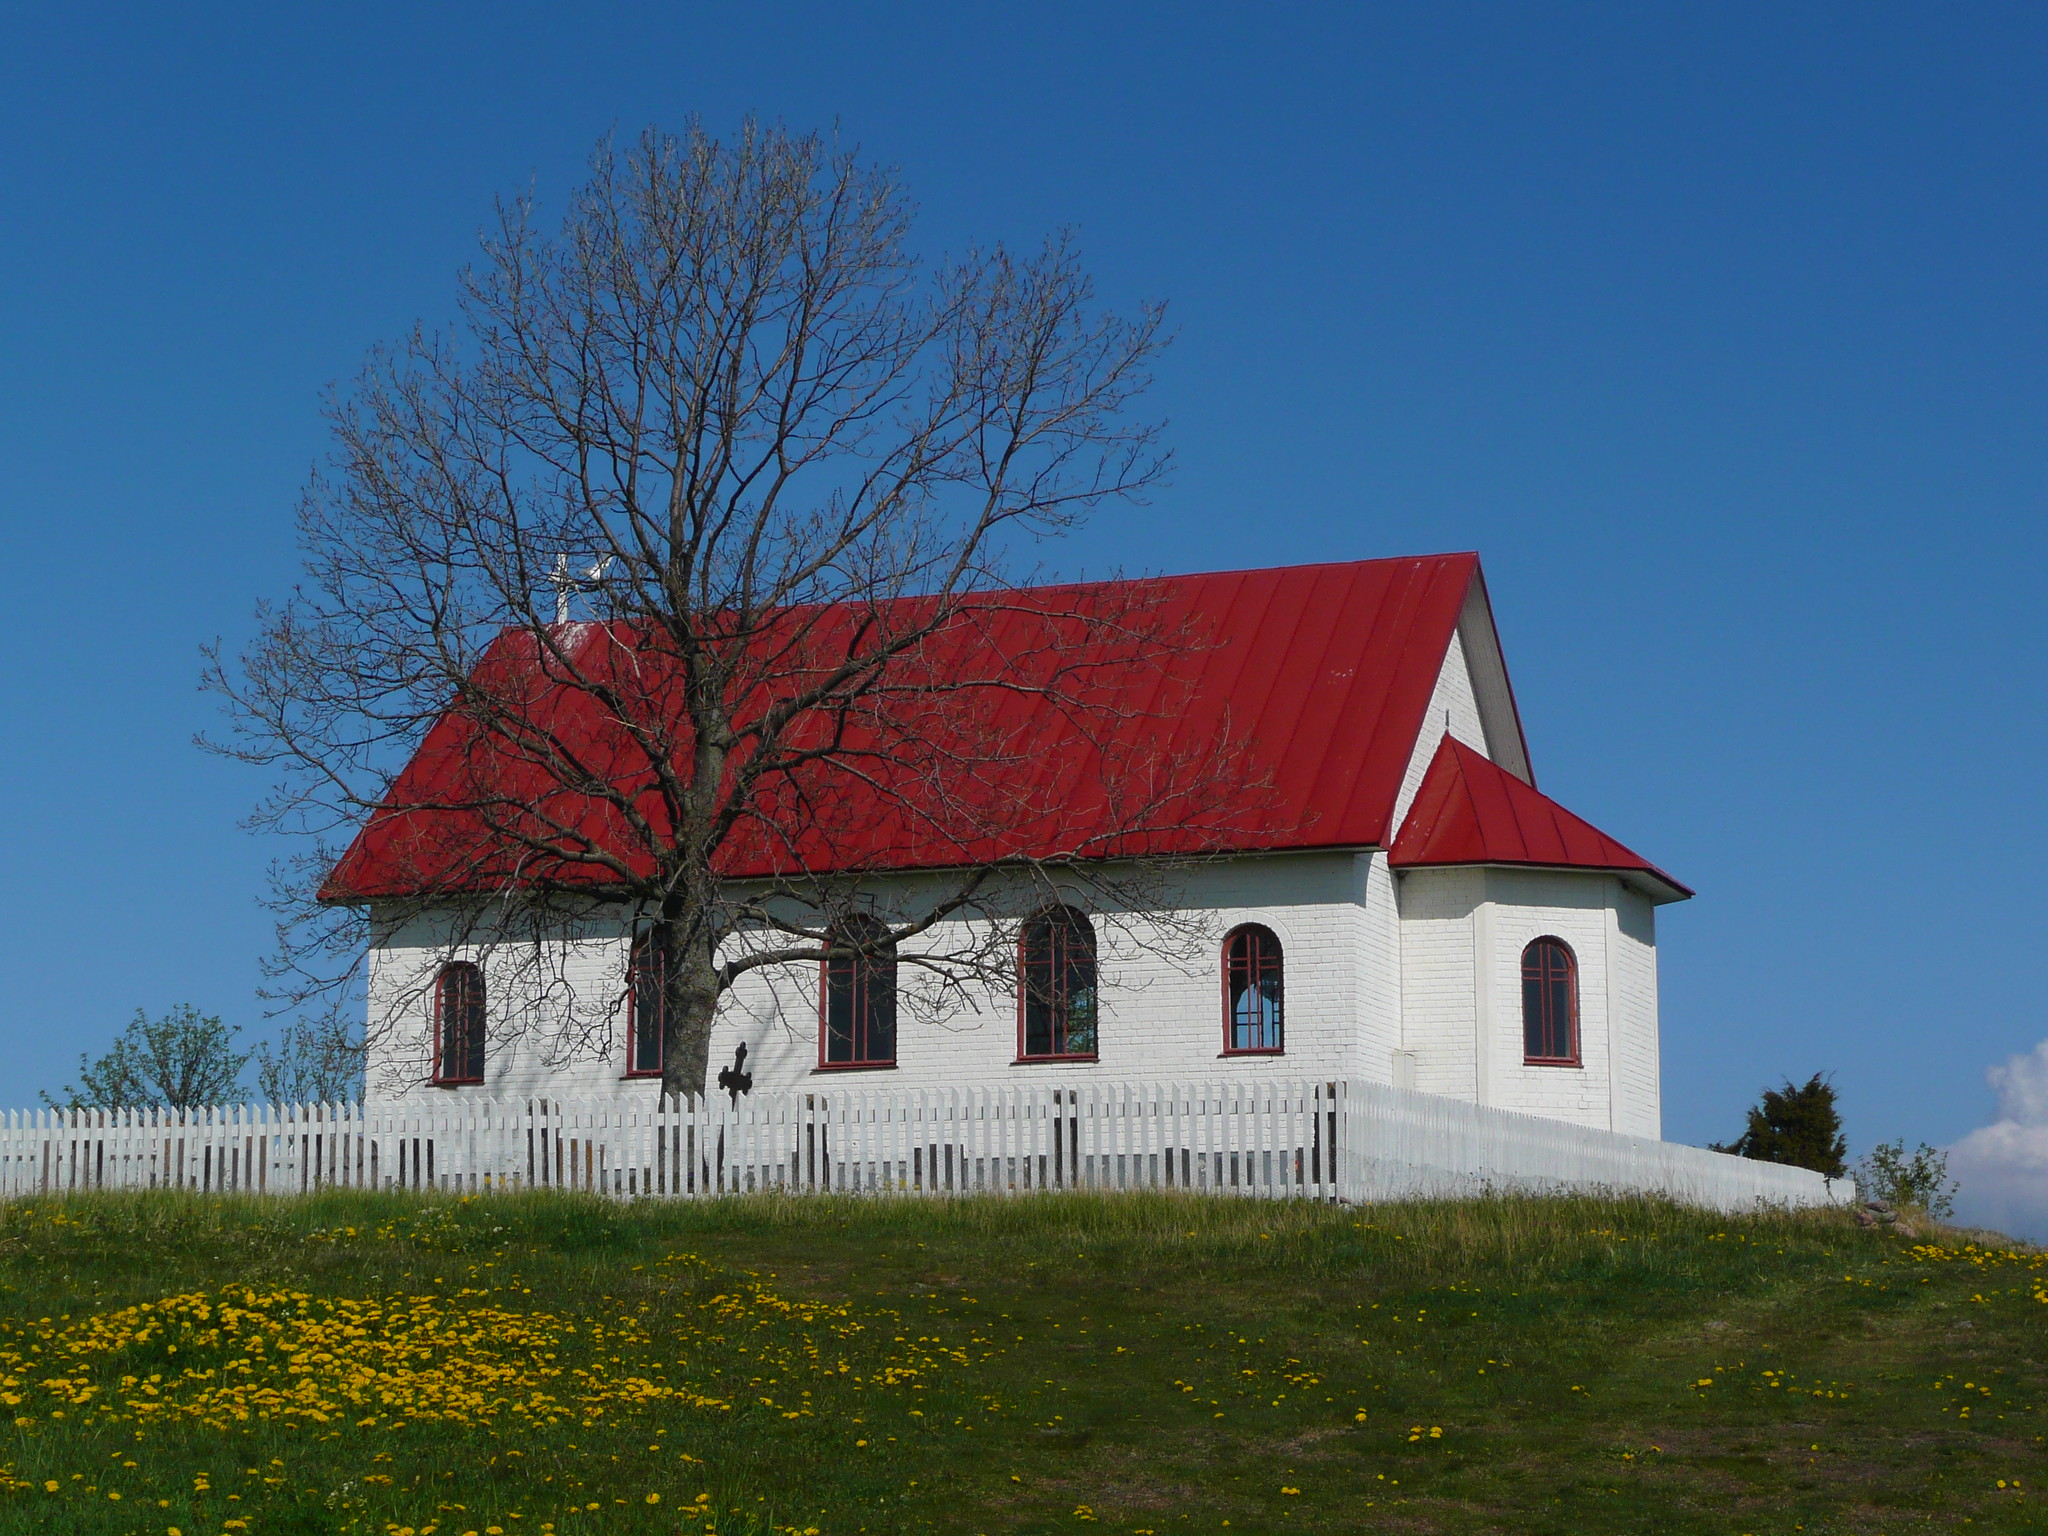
0, 1189, 2040, 1534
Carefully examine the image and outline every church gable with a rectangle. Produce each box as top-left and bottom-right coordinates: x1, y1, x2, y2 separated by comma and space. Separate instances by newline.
1385, 566, 1535, 842
1452, 569, 1532, 783
1390, 625, 1490, 838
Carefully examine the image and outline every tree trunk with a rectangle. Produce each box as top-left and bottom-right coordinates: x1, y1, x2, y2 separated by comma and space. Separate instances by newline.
659, 920, 722, 1101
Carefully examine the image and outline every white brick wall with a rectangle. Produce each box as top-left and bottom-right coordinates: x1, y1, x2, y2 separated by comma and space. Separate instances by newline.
365, 849, 1667, 1141
366, 852, 1394, 1103
1390, 865, 1665, 1135
1609, 885, 1662, 1139
1480, 869, 1614, 1129
1351, 851, 1404, 1084
1390, 865, 1484, 1100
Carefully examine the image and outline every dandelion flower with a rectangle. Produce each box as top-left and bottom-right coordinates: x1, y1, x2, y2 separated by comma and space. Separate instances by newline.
647, 1493, 661, 1505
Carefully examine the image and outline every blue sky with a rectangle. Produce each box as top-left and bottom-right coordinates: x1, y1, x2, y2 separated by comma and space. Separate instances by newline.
1, 4, 2043, 1213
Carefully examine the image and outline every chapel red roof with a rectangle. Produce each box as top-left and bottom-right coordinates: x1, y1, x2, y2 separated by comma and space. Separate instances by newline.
1388, 736, 1692, 903
325, 553, 1551, 900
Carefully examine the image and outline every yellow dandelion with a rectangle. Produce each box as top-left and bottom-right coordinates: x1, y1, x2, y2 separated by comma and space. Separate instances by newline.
647, 1493, 661, 1505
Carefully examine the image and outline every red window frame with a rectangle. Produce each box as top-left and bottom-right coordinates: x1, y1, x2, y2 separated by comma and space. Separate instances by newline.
1521, 937, 1580, 1066
625, 934, 667, 1078
1221, 924, 1284, 1055
432, 962, 486, 1086
818, 916, 898, 1071
1016, 906, 1099, 1062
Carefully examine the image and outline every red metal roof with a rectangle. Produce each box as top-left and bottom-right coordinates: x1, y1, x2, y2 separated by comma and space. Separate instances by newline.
1388, 737, 1692, 902
326, 553, 1522, 900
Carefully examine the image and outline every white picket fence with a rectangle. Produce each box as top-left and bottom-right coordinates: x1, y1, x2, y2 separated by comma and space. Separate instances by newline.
0, 1079, 1846, 1212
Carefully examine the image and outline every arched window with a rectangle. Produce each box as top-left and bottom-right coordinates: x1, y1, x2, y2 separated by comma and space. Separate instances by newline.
1223, 925, 1284, 1054
626, 933, 668, 1077
1019, 906, 1098, 1060
1521, 937, 1579, 1065
821, 914, 897, 1069
434, 962, 485, 1084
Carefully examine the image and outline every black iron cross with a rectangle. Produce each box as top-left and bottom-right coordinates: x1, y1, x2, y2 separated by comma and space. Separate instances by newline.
716, 1041, 754, 1105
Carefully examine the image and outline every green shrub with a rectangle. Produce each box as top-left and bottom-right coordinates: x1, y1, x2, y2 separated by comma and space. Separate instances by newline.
1712, 1072, 1848, 1176
1855, 1137, 1957, 1218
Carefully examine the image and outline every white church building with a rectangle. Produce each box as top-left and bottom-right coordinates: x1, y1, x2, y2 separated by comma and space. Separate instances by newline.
341, 553, 1691, 1138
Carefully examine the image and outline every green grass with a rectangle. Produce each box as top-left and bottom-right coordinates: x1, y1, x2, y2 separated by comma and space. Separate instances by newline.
0, 1190, 2041, 1535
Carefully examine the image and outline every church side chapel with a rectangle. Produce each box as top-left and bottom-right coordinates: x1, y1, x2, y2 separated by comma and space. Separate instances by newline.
335, 552, 1690, 1138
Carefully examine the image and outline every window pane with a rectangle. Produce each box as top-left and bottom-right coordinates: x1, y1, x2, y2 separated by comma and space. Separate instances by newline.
460, 971, 484, 1079
1226, 927, 1282, 1052
1547, 975, 1572, 1058
824, 953, 856, 1063
632, 941, 664, 1075
862, 952, 897, 1063
824, 918, 896, 1066
1522, 970, 1547, 1057
1021, 907, 1095, 1057
1064, 979, 1098, 1055
1522, 940, 1574, 1061
440, 965, 484, 1082
1021, 916, 1056, 1056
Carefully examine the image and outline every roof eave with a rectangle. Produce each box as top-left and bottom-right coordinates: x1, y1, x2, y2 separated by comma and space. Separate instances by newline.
1392, 858, 1693, 905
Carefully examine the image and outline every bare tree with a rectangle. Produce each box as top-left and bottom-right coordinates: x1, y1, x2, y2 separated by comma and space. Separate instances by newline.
253, 1015, 365, 1106
207, 120, 1247, 1099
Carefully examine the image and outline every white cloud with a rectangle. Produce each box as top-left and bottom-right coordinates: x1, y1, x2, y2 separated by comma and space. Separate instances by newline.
1948, 1039, 2048, 1242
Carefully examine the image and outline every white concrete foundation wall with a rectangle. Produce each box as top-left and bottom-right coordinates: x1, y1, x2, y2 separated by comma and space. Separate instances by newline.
1340, 1078, 1840, 1212
363, 852, 1390, 1103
